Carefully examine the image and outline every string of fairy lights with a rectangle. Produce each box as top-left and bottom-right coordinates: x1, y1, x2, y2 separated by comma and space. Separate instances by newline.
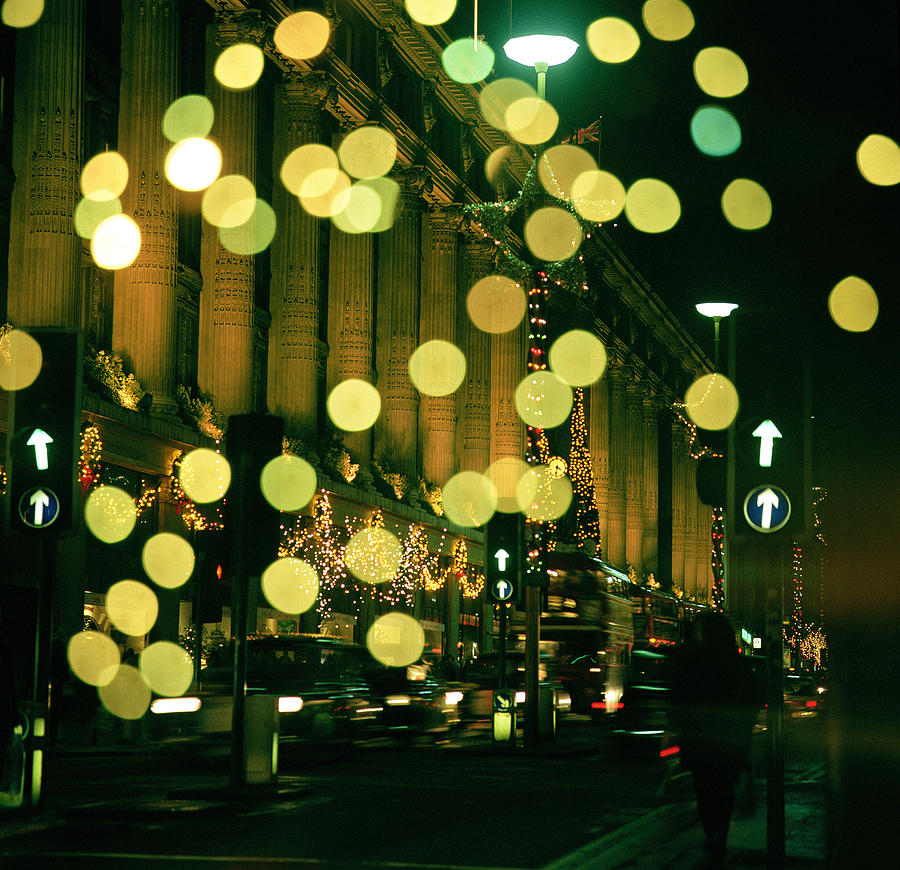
569, 387, 601, 553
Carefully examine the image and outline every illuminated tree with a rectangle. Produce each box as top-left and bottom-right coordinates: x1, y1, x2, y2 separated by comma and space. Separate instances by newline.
568, 387, 601, 554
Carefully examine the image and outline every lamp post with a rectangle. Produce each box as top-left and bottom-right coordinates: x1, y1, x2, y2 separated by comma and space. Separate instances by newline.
695, 302, 738, 614
503, 34, 579, 100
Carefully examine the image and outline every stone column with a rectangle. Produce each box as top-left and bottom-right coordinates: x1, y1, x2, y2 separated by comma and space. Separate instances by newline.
589, 377, 610, 557
606, 363, 627, 568
111, 0, 179, 412
197, 10, 262, 420
327, 191, 375, 478
419, 204, 460, 485
641, 389, 659, 577
697, 499, 712, 600
458, 235, 494, 473
671, 424, 687, 589
374, 167, 426, 478
490, 321, 525, 464
624, 372, 644, 571
8, 1, 84, 326
268, 71, 330, 447
684, 458, 698, 597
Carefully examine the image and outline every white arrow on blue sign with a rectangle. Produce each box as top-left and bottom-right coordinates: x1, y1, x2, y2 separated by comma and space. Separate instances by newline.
742, 484, 791, 533
490, 577, 514, 602
18, 486, 61, 529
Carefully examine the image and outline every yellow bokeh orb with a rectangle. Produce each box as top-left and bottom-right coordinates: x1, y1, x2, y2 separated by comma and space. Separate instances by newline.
828, 275, 879, 332
179, 448, 232, 504
514, 371, 574, 429
549, 330, 607, 386
84, 485, 137, 544
524, 207, 583, 261
505, 98, 559, 145
642, 0, 694, 41
405, 0, 456, 26
141, 532, 195, 590
300, 169, 352, 218
202, 174, 257, 228
0, 328, 42, 391
856, 134, 900, 186
74, 196, 122, 240
367, 612, 425, 667
260, 454, 317, 512
214, 42, 265, 90
281, 143, 339, 197
485, 146, 513, 184
625, 178, 681, 233
331, 182, 384, 234
106, 579, 160, 638
721, 178, 772, 230
261, 558, 319, 614
486, 457, 530, 513
98, 663, 151, 721
345, 527, 401, 585
571, 169, 627, 222
694, 46, 748, 98
139, 640, 193, 697
67, 631, 120, 687
480, 78, 536, 132
274, 10, 331, 61
162, 94, 214, 143
441, 471, 498, 528
338, 126, 397, 180
408, 340, 466, 397
327, 379, 381, 431
1, 0, 44, 29
538, 145, 598, 201
164, 138, 222, 191
218, 198, 277, 256
683, 373, 739, 431
466, 274, 526, 334
81, 151, 129, 202
517, 466, 573, 522
586, 17, 641, 64
90, 214, 141, 270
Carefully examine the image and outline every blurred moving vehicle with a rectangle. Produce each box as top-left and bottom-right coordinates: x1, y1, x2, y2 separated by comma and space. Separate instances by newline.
610, 644, 675, 751
783, 672, 826, 719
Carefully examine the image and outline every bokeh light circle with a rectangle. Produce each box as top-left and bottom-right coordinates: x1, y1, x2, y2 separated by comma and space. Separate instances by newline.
1, 0, 44, 28
466, 275, 527, 333
260, 454, 317, 512
856, 134, 900, 186
106, 579, 160, 638
91, 214, 141, 270
139, 640, 193, 697
683, 373, 739, 430
366, 612, 425, 667
274, 11, 331, 61
214, 43, 265, 90
165, 138, 222, 191
408, 340, 466, 397
480, 78, 536, 131
281, 144, 339, 196
67, 631, 120, 687
487, 457, 530, 513
642, 0, 695, 41
586, 17, 641, 64
691, 105, 742, 157
300, 169, 352, 218
81, 151, 128, 201
624, 178, 681, 233
694, 46, 749, 98
517, 466, 573, 522
571, 170, 626, 221
538, 145, 598, 201
721, 178, 772, 230
485, 146, 513, 184
549, 330, 607, 386
405, 0, 456, 26
74, 196, 122, 240
0, 328, 42, 391
338, 126, 397, 180
98, 663, 151, 721
141, 532, 195, 590
441, 471, 498, 528
356, 177, 400, 233
327, 379, 381, 432
345, 527, 401, 585
261, 558, 319, 614
442, 38, 495, 84
505, 98, 559, 145
179, 448, 232, 504
524, 207, 583, 261
828, 276, 879, 332
514, 371, 574, 429
218, 199, 277, 255
202, 175, 257, 228
162, 94, 215, 143
84, 485, 137, 543
331, 182, 384, 234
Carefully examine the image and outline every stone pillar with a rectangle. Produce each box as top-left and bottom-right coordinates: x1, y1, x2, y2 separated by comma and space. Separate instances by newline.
419, 204, 460, 485
641, 390, 659, 577
374, 168, 426, 477
111, 0, 179, 412
697, 500, 712, 600
589, 377, 610, 557
624, 372, 644, 572
268, 71, 330, 447
458, 235, 494, 473
490, 321, 525, 464
684, 458, 698, 597
671, 424, 687, 589
197, 10, 262, 420
606, 363, 627, 568
8, 1, 84, 326
327, 199, 375, 478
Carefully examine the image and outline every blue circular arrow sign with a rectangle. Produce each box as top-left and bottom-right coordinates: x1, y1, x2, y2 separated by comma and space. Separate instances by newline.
743, 484, 791, 533
490, 576, 514, 602
18, 486, 61, 529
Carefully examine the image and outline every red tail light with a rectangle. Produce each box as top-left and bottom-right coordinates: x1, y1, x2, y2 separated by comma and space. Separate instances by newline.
805, 700, 817, 708
660, 744, 680, 758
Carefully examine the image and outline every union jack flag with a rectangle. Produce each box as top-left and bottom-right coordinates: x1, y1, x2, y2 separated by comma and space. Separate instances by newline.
562, 118, 601, 145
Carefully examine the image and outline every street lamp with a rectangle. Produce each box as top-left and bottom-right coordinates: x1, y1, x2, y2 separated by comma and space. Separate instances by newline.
695, 302, 738, 371
503, 34, 579, 100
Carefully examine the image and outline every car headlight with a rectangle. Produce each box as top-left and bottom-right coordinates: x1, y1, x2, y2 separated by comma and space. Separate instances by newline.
278, 696, 303, 713
150, 697, 201, 714
444, 691, 464, 706
386, 695, 412, 706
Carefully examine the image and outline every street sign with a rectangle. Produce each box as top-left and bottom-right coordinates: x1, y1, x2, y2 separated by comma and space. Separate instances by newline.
752, 419, 782, 467
490, 576, 514, 602
18, 486, 60, 528
486, 512, 521, 604
493, 690, 514, 713
743, 484, 791, 533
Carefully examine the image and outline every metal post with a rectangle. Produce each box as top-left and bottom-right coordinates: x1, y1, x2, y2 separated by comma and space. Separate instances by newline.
766, 545, 785, 869
523, 585, 540, 748
724, 314, 737, 612
497, 605, 507, 691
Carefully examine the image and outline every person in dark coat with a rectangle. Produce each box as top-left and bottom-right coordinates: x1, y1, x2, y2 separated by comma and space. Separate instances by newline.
669, 611, 761, 868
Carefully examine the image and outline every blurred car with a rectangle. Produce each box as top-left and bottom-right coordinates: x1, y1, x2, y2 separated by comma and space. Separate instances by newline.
783, 672, 826, 719
610, 644, 675, 751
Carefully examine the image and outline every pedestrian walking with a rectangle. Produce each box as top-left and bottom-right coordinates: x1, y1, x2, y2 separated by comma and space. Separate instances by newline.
669, 611, 761, 868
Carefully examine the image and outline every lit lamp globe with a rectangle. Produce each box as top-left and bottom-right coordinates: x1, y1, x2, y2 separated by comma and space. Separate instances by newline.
503, 34, 579, 99
695, 302, 737, 370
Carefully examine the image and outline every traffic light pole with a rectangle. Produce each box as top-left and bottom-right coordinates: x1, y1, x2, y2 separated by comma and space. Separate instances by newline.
523, 584, 540, 749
